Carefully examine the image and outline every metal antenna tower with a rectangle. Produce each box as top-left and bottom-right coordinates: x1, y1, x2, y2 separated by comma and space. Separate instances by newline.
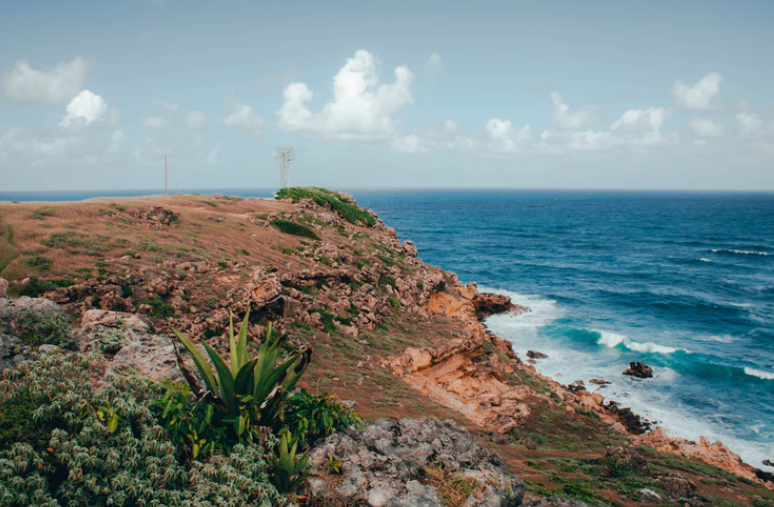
276, 146, 295, 189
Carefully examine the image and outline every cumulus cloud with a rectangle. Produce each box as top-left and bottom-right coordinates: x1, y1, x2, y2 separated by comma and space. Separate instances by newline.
736, 112, 768, 140
223, 103, 265, 134
391, 134, 428, 153
185, 110, 206, 129
690, 118, 725, 138
2, 57, 90, 104
551, 92, 595, 130
486, 118, 533, 152
59, 90, 108, 126
672, 72, 722, 111
487, 106, 674, 154
391, 120, 477, 154
277, 50, 414, 141
424, 53, 442, 71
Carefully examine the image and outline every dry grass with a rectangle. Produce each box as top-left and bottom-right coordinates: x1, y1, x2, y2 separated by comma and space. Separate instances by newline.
424, 465, 479, 506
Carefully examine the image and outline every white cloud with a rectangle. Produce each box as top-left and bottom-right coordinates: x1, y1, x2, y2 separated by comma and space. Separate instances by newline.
391, 120, 477, 154
205, 146, 220, 164
2, 57, 90, 104
551, 92, 595, 130
142, 98, 179, 129
424, 53, 442, 71
672, 72, 722, 111
185, 110, 206, 129
153, 98, 180, 112
736, 112, 768, 140
59, 90, 108, 126
486, 118, 533, 152
690, 118, 725, 138
277, 50, 414, 141
109, 129, 127, 153
488, 106, 674, 154
391, 134, 428, 153
223, 103, 264, 134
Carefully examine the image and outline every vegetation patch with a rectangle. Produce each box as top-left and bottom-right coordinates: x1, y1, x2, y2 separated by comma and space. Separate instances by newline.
272, 219, 320, 240
31, 207, 56, 220
16, 307, 72, 348
7, 277, 75, 298
138, 296, 175, 319
424, 464, 478, 506
276, 187, 376, 226
24, 255, 52, 270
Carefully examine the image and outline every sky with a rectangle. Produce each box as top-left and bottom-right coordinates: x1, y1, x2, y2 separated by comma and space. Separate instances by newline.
1, 0, 773, 191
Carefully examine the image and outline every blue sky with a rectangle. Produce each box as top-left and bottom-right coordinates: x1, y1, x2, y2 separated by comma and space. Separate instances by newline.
1, 0, 773, 191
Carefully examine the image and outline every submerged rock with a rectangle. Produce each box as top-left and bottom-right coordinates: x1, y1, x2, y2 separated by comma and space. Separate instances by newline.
622, 361, 653, 379
306, 417, 525, 507
527, 350, 548, 359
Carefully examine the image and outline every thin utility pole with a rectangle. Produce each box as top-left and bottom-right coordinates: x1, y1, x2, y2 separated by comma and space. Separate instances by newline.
165, 155, 169, 195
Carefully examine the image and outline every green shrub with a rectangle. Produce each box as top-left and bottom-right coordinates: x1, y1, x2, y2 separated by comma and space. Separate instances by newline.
379, 275, 397, 288
0, 353, 289, 507
309, 308, 337, 333
276, 187, 376, 227
17, 307, 72, 348
97, 329, 128, 354
8, 277, 75, 298
138, 296, 174, 319
271, 219, 320, 240
280, 390, 361, 446
24, 255, 52, 270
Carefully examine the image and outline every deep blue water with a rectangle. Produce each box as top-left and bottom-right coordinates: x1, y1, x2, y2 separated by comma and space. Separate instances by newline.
3, 188, 773, 469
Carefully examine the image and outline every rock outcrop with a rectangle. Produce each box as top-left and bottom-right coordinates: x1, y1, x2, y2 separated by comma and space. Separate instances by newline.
306, 417, 525, 507
636, 427, 771, 485
622, 361, 653, 379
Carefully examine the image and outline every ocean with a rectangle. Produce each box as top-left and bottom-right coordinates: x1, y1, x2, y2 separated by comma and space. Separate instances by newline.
3, 188, 773, 470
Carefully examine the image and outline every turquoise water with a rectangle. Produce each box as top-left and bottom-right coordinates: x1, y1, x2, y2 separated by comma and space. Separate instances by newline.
3, 188, 773, 469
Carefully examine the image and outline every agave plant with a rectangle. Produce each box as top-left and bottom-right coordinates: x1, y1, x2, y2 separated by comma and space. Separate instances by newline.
171, 309, 312, 435
269, 429, 309, 494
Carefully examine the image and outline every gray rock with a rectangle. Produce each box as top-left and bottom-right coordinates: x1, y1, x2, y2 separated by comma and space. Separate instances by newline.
307, 418, 525, 507
74, 309, 183, 383
636, 488, 662, 502
0, 278, 8, 298
38, 344, 59, 353
0, 296, 66, 336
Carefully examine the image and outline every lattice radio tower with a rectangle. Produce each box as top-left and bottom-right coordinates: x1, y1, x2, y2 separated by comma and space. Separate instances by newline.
276, 146, 295, 189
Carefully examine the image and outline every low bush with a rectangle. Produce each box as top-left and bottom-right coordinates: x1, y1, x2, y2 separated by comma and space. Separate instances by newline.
0, 352, 290, 507
271, 219, 321, 240
138, 296, 175, 319
16, 307, 72, 348
8, 277, 75, 298
275, 187, 376, 227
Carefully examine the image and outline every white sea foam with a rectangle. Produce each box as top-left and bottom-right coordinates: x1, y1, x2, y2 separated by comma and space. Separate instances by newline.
695, 334, 739, 344
711, 248, 770, 256
744, 367, 774, 380
595, 329, 685, 354
698, 258, 712, 262
482, 287, 774, 472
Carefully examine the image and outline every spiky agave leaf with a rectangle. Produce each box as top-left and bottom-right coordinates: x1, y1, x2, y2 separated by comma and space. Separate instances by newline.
172, 327, 218, 396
